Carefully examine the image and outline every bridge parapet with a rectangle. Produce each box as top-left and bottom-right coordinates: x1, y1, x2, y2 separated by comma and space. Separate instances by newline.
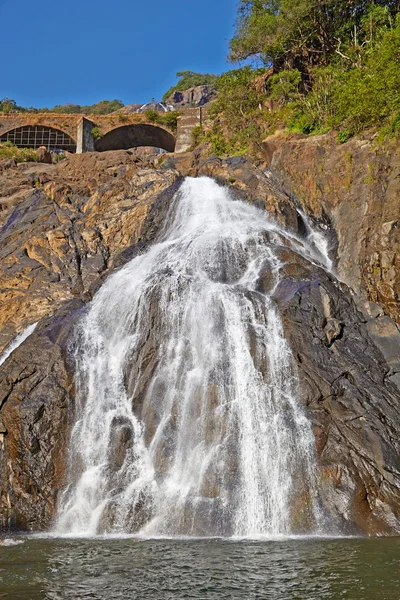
0, 108, 209, 154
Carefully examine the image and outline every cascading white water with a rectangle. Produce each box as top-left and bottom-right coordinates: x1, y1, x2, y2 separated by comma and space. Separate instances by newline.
56, 177, 325, 537
297, 210, 333, 272
0, 322, 38, 367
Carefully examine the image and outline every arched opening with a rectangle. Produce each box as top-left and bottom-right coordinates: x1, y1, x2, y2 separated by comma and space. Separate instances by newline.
0, 125, 76, 152
96, 124, 176, 153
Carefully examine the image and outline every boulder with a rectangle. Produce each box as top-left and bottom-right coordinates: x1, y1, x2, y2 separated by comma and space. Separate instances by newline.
167, 85, 218, 108
36, 146, 52, 164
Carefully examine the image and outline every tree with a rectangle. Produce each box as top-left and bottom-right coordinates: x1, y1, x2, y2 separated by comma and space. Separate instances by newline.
0, 98, 18, 113
87, 100, 124, 114
229, 0, 400, 75
49, 100, 125, 114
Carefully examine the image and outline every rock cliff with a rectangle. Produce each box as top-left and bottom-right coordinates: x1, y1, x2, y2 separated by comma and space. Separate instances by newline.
165, 85, 217, 108
0, 138, 399, 534
264, 132, 400, 325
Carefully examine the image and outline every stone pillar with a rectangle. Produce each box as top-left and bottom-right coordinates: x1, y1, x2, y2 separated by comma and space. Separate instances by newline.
76, 117, 95, 153
175, 107, 202, 153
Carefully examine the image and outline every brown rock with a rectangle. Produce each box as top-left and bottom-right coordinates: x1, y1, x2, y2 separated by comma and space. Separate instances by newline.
0, 151, 180, 352
324, 318, 343, 346
36, 146, 52, 164
269, 132, 400, 323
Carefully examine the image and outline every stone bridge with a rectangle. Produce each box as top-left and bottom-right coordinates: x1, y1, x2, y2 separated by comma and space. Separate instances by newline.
0, 107, 207, 155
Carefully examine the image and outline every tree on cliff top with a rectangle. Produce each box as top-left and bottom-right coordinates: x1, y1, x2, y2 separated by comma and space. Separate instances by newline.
0, 98, 18, 113
202, 1, 400, 156
229, 0, 400, 74
162, 71, 219, 102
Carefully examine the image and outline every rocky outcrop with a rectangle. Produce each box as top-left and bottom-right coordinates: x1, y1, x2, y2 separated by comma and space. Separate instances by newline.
271, 250, 400, 534
36, 146, 52, 164
0, 144, 399, 534
263, 132, 400, 324
0, 152, 183, 530
0, 152, 180, 352
0, 309, 75, 530
166, 85, 217, 108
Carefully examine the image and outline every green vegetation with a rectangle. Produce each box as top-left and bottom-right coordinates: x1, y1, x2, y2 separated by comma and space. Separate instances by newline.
0, 98, 125, 114
190, 125, 206, 149
162, 71, 219, 102
91, 127, 103, 140
204, 1, 400, 155
337, 129, 353, 144
0, 142, 67, 163
0, 98, 19, 113
206, 67, 264, 155
143, 109, 180, 131
49, 99, 124, 114
0, 143, 39, 162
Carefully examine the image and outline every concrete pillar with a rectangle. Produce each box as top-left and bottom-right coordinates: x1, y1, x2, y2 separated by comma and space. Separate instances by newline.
76, 117, 95, 153
175, 107, 202, 153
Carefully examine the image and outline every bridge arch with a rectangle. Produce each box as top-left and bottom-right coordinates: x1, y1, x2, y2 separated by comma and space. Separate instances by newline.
0, 125, 76, 152
96, 123, 176, 153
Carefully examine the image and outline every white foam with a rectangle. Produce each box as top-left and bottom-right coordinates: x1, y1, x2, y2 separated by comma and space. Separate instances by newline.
0, 322, 38, 367
55, 178, 327, 538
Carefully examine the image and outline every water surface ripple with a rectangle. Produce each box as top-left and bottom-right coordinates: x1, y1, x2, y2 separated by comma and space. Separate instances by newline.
1, 537, 399, 599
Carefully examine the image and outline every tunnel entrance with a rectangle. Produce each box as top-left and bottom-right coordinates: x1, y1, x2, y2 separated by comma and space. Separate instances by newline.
96, 124, 176, 153
0, 125, 76, 152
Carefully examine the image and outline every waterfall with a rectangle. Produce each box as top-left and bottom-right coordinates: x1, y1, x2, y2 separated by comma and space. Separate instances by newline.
56, 177, 325, 537
0, 323, 38, 367
297, 210, 333, 272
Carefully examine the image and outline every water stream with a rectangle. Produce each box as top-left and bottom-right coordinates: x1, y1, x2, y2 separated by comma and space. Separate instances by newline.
0, 322, 38, 367
56, 177, 328, 537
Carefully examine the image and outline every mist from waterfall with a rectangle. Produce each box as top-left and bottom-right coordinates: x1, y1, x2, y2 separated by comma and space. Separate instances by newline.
55, 177, 327, 538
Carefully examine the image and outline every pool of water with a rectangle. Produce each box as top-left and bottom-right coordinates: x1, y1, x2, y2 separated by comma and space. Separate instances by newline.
0, 537, 399, 599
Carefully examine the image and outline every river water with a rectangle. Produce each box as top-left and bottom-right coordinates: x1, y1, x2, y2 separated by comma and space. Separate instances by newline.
1, 537, 399, 599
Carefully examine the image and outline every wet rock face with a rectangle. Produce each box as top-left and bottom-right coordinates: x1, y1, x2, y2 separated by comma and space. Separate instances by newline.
272, 255, 400, 534
0, 146, 399, 533
0, 314, 75, 530
159, 153, 302, 232
0, 152, 181, 530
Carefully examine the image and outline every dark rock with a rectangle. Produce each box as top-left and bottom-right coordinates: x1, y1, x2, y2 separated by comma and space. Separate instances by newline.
324, 318, 344, 346
273, 259, 400, 534
167, 85, 217, 109
0, 323, 75, 531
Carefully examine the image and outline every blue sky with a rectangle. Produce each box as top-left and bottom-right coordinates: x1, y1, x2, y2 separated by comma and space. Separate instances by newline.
0, 0, 237, 108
